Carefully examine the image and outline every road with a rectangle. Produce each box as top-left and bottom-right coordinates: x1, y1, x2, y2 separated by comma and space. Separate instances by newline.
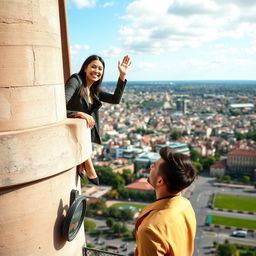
85, 217, 136, 255
85, 175, 256, 256
190, 175, 256, 256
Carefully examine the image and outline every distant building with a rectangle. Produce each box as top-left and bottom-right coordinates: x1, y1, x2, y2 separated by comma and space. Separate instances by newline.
125, 178, 154, 192
176, 99, 188, 114
81, 185, 112, 199
210, 159, 226, 177
134, 152, 160, 171
155, 142, 190, 156
108, 145, 150, 159
229, 103, 254, 110
226, 149, 256, 177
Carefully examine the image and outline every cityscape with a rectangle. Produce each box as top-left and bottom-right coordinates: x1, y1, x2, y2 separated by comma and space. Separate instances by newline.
81, 80, 256, 256
2, 1, 256, 256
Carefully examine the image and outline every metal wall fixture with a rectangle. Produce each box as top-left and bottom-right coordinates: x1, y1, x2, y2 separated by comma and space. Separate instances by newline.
62, 189, 87, 241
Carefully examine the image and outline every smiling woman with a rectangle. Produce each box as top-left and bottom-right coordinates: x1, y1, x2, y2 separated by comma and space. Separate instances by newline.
65, 54, 131, 185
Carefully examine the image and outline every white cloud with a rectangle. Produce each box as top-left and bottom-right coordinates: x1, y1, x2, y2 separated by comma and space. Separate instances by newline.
71, 44, 90, 55
213, 44, 225, 49
71, 0, 97, 9
243, 40, 256, 55
136, 61, 155, 69
102, 46, 123, 59
118, 0, 256, 55
102, 1, 114, 8
187, 59, 208, 70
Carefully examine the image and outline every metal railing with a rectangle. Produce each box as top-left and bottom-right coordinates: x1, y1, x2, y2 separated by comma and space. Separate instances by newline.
83, 247, 125, 256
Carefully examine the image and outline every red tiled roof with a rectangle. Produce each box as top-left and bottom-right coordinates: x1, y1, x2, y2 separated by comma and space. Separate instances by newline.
211, 159, 226, 168
125, 178, 154, 191
228, 149, 256, 156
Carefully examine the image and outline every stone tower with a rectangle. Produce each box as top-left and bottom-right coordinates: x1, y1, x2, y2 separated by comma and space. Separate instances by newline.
0, 1, 91, 255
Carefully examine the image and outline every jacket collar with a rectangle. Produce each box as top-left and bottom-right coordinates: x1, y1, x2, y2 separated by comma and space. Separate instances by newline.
135, 193, 181, 231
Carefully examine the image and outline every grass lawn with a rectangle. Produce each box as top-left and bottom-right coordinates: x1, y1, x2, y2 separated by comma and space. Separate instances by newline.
213, 195, 256, 212
212, 215, 256, 229
111, 202, 148, 210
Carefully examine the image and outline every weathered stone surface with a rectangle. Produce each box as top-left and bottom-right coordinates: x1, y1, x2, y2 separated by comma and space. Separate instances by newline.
0, 168, 85, 256
0, 0, 88, 254
0, 118, 92, 188
0, 46, 63, 87
0, 84, 66, 131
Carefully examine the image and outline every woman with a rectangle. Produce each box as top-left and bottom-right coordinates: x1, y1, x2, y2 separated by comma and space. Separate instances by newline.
65, 55, 131, 185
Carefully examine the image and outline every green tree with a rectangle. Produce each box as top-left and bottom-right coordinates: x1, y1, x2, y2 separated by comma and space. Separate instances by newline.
118, 187, 129, 199
120, 223, 128, 233
108, 206, 121, 218
223, 175, 231, 183
121, 169, 135, 185
112, 174, 125, 189
84, 219, 96, 233
107, 189, 120, 199
182, 130, 188, 136
112, 223, 122, 235
201, 156, 217, 171
242, 175, 250, 185
95, 165, 115, 185
106, 217, 115, 228
217, 243, 236, 256
171, 131, 181, 140
190, 149, 201, 162
90, 198, 106, 211
120, 209, 134, 221
192, 161, 203, 174
95, 165, 125, 188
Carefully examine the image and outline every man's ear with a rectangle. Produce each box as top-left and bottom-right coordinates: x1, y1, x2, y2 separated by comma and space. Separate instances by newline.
157, 176, 165, 186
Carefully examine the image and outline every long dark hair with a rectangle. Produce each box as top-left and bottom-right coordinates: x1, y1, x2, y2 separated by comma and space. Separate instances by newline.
78, 55, 105, 97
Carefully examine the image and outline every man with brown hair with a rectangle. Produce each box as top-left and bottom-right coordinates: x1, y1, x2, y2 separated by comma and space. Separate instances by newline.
135, 147, 197, 256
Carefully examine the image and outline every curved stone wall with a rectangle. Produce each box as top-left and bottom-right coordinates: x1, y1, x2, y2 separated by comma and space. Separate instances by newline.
0, 1, 90, 255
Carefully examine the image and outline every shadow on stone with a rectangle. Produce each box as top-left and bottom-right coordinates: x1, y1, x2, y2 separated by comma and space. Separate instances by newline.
53, 199, 69, 250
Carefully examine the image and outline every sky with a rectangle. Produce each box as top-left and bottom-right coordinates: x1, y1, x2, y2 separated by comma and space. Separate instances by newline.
67, 0, 256, 81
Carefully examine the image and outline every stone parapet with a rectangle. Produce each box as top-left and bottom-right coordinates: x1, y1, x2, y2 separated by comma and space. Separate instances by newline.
0, 118, 92, 188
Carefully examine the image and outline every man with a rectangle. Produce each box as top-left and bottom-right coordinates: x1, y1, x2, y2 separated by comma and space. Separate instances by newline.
135, 147, 197, 256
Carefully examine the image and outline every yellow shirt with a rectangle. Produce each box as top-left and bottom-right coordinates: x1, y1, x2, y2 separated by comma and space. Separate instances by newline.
135, 194, 196, 256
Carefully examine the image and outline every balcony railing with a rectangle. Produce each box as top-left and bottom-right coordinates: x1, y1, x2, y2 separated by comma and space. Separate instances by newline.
83, 247, 125, 256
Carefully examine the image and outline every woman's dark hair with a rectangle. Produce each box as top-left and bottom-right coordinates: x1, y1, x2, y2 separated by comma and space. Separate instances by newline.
158, 147, 197, 193
78, 55, 105, 97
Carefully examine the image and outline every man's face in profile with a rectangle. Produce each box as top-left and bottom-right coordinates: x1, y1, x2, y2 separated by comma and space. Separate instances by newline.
147, 158, 164, 188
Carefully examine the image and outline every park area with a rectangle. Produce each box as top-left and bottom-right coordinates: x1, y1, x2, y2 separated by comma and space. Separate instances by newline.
212, 215, 256, 230
213, 194, 256, 212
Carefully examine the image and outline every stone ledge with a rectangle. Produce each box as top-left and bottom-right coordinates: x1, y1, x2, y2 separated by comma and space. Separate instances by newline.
0, 118, 92, 188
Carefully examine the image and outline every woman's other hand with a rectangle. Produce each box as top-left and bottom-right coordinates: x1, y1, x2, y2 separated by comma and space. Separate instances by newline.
118, 55, 132, 81
75, 112, 95, 128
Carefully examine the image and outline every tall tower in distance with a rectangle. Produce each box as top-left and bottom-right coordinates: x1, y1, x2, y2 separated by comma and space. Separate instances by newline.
0, 1, 91, 255
176, 99, 188, 114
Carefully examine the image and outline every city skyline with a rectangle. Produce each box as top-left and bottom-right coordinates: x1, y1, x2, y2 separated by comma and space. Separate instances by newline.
67, 0, 256, 81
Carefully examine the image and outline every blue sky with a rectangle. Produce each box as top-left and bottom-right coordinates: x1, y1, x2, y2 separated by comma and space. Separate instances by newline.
67, 0, 256, 81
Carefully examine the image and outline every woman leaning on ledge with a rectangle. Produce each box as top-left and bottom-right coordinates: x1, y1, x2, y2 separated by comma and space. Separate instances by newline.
65, 55, 131, 185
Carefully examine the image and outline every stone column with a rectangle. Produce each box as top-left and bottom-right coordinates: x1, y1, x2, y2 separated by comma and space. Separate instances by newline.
0, 1, 91, 255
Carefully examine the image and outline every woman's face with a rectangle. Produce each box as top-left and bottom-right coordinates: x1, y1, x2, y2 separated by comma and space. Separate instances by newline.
85, 60, 104, 84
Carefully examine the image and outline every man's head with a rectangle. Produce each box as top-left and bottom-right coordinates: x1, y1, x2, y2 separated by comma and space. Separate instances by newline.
148, 147, 197, 194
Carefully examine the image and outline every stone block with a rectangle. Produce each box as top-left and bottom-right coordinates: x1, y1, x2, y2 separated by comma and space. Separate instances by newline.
0, 84, 66, 131
0, 118, 92, 187
0, 168, 85, 256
